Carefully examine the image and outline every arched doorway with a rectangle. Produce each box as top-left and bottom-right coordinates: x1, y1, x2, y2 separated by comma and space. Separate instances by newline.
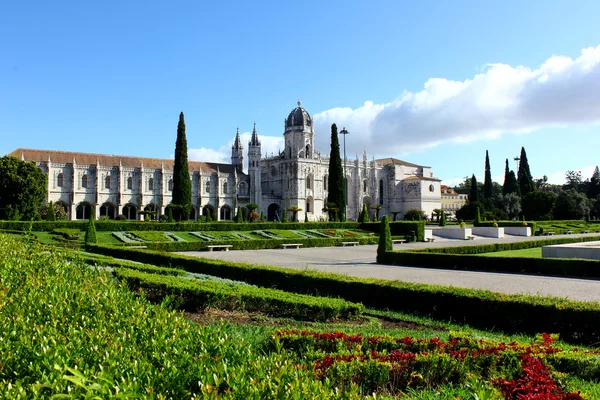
306, 196, 314, 213
143, 204, 158, 221
55, 201, 69, 219
99, 202, 117, 219
189, 206, 196, 220
202, 205, 216, 221
267, 203, 282, 221
76, 202, 93, 220
220, 205, 232, 220
122, 203, 137, 220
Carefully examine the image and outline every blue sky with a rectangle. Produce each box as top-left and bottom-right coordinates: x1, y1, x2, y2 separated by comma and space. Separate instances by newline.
2, 0, 599, 186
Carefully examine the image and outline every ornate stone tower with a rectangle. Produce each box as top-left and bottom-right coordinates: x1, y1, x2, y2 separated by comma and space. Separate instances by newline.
231, 128, 244, 172
283, 101, 314, 159
248, 122, 262, 206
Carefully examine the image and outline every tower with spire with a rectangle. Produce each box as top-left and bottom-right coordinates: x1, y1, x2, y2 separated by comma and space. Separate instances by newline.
231, 127, 244, 172
248, 122, 262, 206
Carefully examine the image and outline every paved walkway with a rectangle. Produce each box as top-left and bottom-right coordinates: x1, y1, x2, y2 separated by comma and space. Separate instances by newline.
178, 233, 600, 303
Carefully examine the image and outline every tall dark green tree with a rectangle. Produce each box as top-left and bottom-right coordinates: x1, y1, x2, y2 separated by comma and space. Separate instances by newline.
0, 156, 47, 221
588, 166, 600, 199
469, 174, 479, 203
517, 147, 534, 196
376, 215, 392, 263
172, 112, 192, 220
502, 159, 519, 196
327, 123, 345, 221
484, 151, 493, 199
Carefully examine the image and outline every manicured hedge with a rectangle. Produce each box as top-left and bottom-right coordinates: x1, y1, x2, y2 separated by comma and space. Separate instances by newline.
122, 236, 379, 252
377, 236, 600, 279
474, 220, 537, 233
114, 268, 364, 321
0, 220, 361, 232
88, 244, 600, 344
359, 221, 425, 241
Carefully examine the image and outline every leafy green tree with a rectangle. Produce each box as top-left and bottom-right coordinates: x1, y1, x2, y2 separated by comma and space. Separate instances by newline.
245, 203, 259, 222
376, 215, 392, 263
327, 123, 345, 221
46, 201, 56, 221
372, 204, 382, 222
456, 201, 484, 221
0, 156, 47, 221
287, 206, 302, 222
517, 147, 534, 196
502, 193, 522, 220
404, 208, 427, 221
553, 189, 591, 220
564, 170, 583, 192
522, 191, 556, 220
172, 112, 192, 221
484, 151, 493, 199
85, 209, 97, 247
469, 174, 479, 203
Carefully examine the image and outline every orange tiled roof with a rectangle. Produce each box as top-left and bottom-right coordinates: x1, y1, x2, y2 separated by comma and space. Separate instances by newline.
376, 157, 429, 169
7, 148, 240, 174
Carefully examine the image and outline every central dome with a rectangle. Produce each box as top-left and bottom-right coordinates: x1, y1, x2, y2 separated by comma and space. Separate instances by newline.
285, 101, 312, 129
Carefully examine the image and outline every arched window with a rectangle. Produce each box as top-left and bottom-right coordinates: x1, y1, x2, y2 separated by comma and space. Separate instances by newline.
168, 179, 173, 191
205, 181, 210, 193
239, 182, 247, 195
223, 181, 228, 194
105, 176, 111, 189
127, 177, 133, 190
363, 180, 367, 193
305, 144, 311, 158
306, 197, 313, 213
379, 179, 384, 205
306, 175, 312, 190
57, 173, 63, 187
148, 178, 154, 191
323, 175, 328, 189
82, 174, 88, 189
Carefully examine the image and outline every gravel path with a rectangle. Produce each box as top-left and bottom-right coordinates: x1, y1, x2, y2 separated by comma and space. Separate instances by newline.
177, 233, 600, 303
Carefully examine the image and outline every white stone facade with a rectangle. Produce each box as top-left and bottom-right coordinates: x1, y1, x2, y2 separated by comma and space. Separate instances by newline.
9, 102, 441, 221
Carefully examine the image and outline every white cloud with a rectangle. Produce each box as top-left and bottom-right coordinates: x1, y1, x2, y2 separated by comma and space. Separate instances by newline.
313, 46, 600, 157
546, 165, 597, 185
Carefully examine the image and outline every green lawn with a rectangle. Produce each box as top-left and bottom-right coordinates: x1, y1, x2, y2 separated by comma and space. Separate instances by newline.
480, 247, 542, 258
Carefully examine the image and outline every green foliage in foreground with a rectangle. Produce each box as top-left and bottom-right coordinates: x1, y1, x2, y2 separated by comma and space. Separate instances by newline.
0, 235, 360, 398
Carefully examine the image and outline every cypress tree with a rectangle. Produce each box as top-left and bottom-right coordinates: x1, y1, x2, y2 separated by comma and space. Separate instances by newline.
502, 159, 520, 196
167, 207, 174, 223
304, 211, 308, 223
260, 210, 265, 222
359, 204, 369, 223
439, 210, 446, 226
484, 151, 493, 199
234, 207, 244, 223
172, 112, 192, 220
474, 207, 481, 224
517, 147, 534, 196
469, 174, 479, 202
588, 166, 600, 199
376, 215, 392, 263
327, 124, 345, 221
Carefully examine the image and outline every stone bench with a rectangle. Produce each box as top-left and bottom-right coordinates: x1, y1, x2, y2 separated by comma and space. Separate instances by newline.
466, 235, 475, 240
582, 230, 590, 234
207, 245, 233, 252
544, 231, 555, 236
281, 243, 303, 249
565, 230, 574, 235
392, 239, 406, 244
425, 238, 435, 243
340, 241, 359, 246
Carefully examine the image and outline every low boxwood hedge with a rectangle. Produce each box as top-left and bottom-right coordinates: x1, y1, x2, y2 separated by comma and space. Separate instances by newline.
360, 221, 425, 241
114, 268, 364, 321
88, 244, 600, 344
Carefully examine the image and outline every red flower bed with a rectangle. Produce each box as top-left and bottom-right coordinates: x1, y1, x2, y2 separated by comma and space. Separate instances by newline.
274, 330, 586, 398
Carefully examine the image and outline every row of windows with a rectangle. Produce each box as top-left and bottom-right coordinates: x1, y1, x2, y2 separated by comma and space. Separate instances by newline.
56, 173, 247, 194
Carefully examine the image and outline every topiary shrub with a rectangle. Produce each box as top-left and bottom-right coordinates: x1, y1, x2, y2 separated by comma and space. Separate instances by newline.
85, 210, 97, 248
439, 210, 446, 227
376, 216, 392, 263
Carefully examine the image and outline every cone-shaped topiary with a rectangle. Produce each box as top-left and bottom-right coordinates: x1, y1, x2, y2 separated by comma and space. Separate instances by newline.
439, 210, 446, 226
260, 210, 265, 222
85, 209, 97, 248
376, 215, 392, 263
47, 201, 56, 221
474, 207, 481, 225
282, 210, 288, 223
304, 211, 308, 223
167, 207, 174, 223
172, 112, 192, 220
234, 207, 244, 223
359, 204, 369, 223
